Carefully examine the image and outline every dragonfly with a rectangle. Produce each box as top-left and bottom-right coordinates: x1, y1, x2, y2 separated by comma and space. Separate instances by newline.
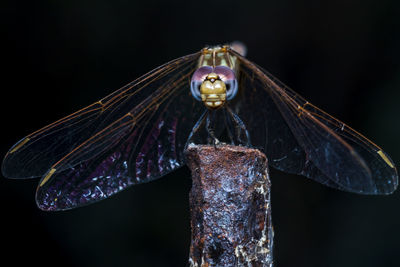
2, 42, 398, 211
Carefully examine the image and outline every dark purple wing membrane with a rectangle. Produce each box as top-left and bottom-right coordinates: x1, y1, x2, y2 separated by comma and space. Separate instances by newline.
2, 52, 200, 179
231, 50, 398, 194
4, 52, 203, 210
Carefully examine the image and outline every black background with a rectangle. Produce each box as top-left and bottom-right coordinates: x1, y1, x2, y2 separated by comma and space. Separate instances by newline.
1, 1, 400, 266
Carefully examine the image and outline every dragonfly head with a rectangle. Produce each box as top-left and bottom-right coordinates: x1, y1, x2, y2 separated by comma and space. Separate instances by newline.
191, 66, 238, 109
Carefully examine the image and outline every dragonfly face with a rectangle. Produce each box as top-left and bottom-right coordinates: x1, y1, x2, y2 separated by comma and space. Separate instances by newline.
2, 42, 398, 211
190, 47, 239, 109
190, 66, 238, 109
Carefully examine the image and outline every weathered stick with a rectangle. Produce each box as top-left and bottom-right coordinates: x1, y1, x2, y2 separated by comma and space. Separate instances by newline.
185, 144, 273, 267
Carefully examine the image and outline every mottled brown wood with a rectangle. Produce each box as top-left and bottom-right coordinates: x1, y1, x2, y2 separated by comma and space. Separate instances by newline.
185, 144, 273, 267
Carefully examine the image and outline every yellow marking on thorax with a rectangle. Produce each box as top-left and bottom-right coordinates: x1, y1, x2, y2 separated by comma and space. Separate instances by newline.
377, 150, 395, 168
40, 168, 57, 187
199, 46, 238, 71
10, 138, 30, 153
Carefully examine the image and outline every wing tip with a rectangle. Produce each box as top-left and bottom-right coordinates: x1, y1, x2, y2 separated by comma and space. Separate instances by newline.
377, 150, 395, 169
9, 137, 30, 154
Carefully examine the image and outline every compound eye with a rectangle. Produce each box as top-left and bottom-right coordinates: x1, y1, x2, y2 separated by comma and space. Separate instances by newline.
190, 80, 202, 101
214, 66, 236, 81
225, 79, 238, 100
191, 66, 212, 101
191, 66, 213, 82
214, 66, 238, 100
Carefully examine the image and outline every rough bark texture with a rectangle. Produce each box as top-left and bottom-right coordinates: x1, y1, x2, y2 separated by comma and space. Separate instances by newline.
185, 144, 273, 267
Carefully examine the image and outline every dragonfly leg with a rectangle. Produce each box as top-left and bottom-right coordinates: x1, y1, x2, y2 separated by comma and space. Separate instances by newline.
206, 111, 220, 147
226, 107, 251, 147
223, 108, 235, 145
185, 110, 208, 149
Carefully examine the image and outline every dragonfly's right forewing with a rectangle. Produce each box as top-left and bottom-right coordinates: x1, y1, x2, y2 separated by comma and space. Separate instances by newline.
232, 50, 397, 194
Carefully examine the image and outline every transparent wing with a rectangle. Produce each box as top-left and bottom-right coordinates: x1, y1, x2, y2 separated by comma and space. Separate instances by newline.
2, 52, 200, 179
231, 50, 398, 194
3, 52, 204, 210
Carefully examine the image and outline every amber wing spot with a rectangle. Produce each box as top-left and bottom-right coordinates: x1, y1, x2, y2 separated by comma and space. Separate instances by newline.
39, 168, 57, 187
9, 138, 30, 153
377, 150, 395, 168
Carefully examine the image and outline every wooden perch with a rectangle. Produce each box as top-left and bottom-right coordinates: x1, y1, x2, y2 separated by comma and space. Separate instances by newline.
185, 144, 273, 267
